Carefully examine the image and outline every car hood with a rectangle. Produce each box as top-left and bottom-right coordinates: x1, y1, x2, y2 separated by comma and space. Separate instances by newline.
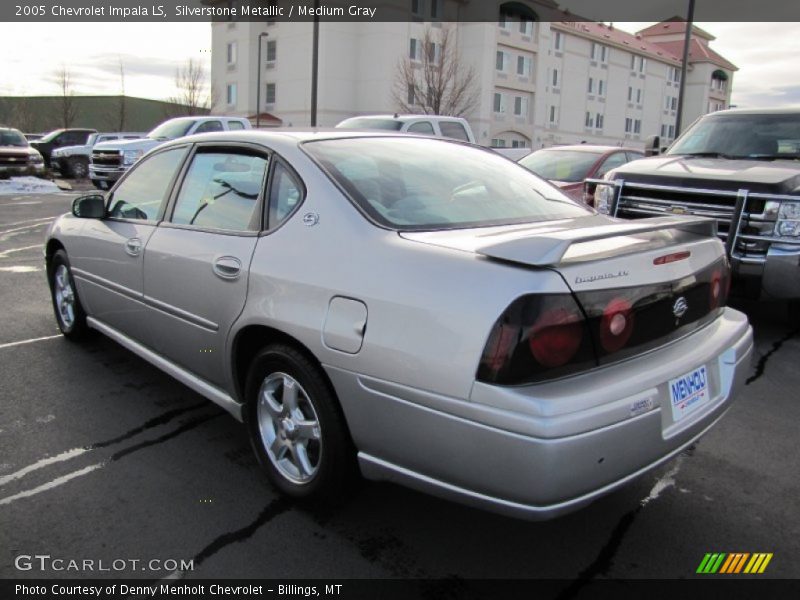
612, 155, 800, 194
92, 138, 162, 152
0, 146, 38, 156
400, 214, 722, 290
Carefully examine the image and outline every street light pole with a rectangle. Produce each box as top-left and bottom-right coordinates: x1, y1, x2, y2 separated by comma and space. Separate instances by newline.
675, 0, 696, 137
256, 32, 269, 129
310, 0, 320, 127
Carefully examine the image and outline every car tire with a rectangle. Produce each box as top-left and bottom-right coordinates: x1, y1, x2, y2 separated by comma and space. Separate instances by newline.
49, 250, 90, 340
245, 344, 356, 502
67, 157, 88, 179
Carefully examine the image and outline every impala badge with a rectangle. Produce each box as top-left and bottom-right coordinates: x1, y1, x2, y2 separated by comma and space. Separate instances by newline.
673, 297, 689, 319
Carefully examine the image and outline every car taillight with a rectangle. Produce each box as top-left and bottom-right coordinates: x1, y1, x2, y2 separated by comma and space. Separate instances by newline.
710, 260, 732, 310
477, 294, 596, 385
600, 297, 634, 353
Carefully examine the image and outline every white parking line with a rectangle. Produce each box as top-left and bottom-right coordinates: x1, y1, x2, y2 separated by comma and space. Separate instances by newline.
0, 462, 105, 506
0, 244, 41, 258
0, 201, 42, 206
0, 334, 61, 350
0, 216, 53, 229
0, 447, 89, 487
0, 265, 42, 273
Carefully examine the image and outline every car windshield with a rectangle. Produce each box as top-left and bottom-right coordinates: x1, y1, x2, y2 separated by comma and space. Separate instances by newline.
336, 118, 404, 131
304, 137, 590, 230
669, 112, 800, 158
148, 120, 194, 140
0, 129, 28, 147
37, 129, 65, 143
518, 149, 604, 182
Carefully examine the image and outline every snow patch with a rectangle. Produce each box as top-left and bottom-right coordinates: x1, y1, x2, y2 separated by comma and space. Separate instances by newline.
0, 177, 60, 196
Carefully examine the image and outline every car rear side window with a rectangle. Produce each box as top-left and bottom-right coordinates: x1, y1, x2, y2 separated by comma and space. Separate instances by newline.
108, 147, 188, 221
170, 150, 268, 232
407, 121, 435, 134
228, 121, 246, 131
195, 121, 224, 134
439, 121, 470, 141
267, 162, 303, 230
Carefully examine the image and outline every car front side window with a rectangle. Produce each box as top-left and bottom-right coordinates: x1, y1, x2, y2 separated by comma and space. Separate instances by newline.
170, 150, 268, 232
107, 146, 188, 221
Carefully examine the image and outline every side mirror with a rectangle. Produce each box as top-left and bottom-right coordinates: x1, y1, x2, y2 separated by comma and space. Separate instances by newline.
72, 194, 106, 219
644, 135, 661, 156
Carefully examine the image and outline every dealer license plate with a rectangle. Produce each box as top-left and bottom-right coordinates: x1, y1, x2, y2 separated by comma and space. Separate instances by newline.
669, 365, 710, 422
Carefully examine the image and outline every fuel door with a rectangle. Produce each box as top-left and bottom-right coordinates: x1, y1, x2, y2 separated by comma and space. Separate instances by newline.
323, 297, 368, 354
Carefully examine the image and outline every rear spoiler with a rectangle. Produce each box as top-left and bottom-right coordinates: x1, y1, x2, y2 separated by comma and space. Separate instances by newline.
476, 216, 717, 267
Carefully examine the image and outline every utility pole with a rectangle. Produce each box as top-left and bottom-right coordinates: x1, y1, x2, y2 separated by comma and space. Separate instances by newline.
675, 0, 696, 137
256, 32, 269, 128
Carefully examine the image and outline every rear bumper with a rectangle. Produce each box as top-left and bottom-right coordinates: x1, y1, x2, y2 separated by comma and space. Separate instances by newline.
326, 308, 753, 520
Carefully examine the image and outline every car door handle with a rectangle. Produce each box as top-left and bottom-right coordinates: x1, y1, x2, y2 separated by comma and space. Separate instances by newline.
124, 237, 142, 256
213, 256, 242, 280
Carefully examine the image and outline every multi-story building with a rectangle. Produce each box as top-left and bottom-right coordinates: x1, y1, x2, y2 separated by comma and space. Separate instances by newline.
210, 2, 735, 150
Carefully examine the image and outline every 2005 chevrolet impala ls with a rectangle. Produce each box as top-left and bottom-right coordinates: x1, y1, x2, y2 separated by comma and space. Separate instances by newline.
44, 131, 753, 520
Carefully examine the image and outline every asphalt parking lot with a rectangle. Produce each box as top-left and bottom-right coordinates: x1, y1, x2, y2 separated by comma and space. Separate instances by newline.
1, 190, 798, 588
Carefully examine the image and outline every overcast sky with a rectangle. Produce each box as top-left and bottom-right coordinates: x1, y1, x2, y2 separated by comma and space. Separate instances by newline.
0, 22, 797, 108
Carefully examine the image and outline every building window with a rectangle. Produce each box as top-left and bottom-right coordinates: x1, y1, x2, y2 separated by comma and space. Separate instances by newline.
407, 84, 415, 106
517, 55, 532, 77
667, 65, 681, 83
265, 83, 276, 104
625, 117, 633, 133
595, 113, 604, 129
514, 96, 528, 117
638, 56, 647, 73
671, 96, 677, 110
428, 41, 441, 65
266, 40, 277, 62
520, 18, 532, 36
552, 68, 559, 88
226, 41, 237, 65
634, 119, 641, 134
591, 43, 608, 63
511, 140, 527, 148
668, 124, 675, 137
409, 38, 421, 61
630, 54, 636, 70
585, 112, 593, 128
496, 51, 505, 71
636, 88, 642, 104
553, 31, 563, 51
492, 138, 507, 148
412, 0, 423, 16
493, 92, 505, 114
549, 105, 557, 123
430, 0, 441, 19
498, 11, 510, 29
661, 124, 667, 137
598, 79, 605, 97
628, 86, 633, 101
226, 83, 237, 106
587, 77, 594, 94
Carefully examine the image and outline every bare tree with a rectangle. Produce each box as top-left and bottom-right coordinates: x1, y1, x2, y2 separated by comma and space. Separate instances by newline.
166, 58, 214, 117
55, 65, 78, 128
392, 26, 478, 117
10, 96, 37, 133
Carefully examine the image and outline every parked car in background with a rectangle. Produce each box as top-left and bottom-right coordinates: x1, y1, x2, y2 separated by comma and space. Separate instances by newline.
592, 108, 800, 302
30, 128, 97, 168
0, 127, 45, 175
336, 114, 476, 143
493, 147, 532, 161
88, 116, 251, 189
24, 133, 44, 142
518, 145, 644, 205
47, 130, 752, 520
51, 132, 146, 179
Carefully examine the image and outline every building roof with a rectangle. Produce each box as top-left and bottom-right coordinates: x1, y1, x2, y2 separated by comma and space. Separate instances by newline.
637, 19, 716, 41
553, 21, 682, 65
652, 39, 738, 71
247, 112, 283, 127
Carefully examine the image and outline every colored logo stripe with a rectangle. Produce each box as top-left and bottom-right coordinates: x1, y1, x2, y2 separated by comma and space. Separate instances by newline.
697, 553, 773, 574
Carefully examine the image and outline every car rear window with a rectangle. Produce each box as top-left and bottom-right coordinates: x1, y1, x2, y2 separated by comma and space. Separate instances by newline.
304, 137, 590, 230
439, 121, 470, 141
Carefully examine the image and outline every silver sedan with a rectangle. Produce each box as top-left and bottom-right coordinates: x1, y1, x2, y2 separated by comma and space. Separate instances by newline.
45, 131, 753, 520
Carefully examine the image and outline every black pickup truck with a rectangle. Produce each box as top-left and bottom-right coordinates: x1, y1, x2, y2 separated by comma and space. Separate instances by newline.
592, 108, 800, 303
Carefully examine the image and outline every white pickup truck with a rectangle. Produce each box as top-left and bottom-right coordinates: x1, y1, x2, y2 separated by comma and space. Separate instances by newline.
89, 116, 251, 189
336, 114, 476, 144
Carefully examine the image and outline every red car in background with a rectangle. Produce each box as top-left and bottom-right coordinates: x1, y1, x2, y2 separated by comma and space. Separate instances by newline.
518, 145, 644, 205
